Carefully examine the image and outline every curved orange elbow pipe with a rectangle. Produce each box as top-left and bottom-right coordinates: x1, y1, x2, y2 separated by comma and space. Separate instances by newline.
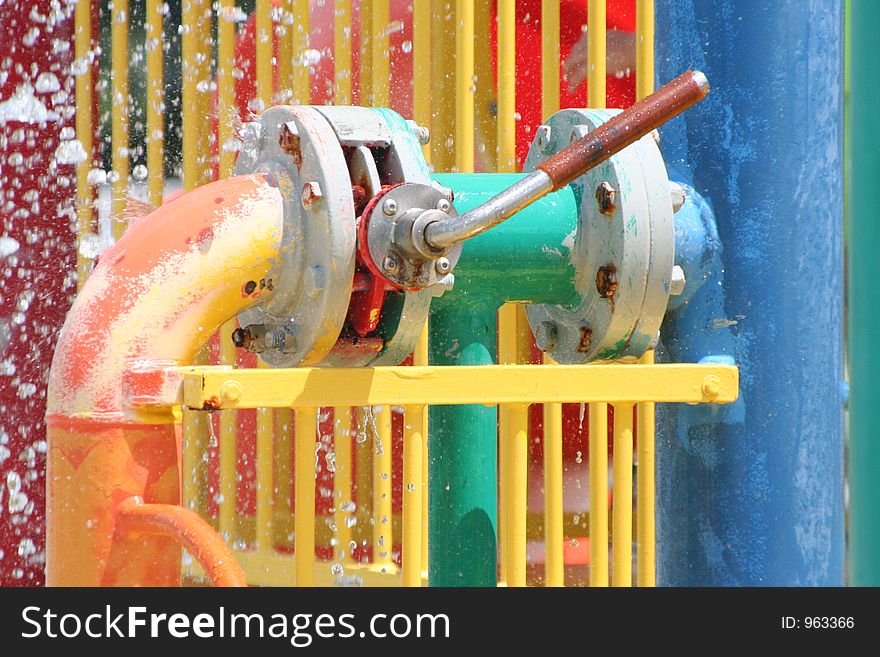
46, 174, 285, 586
116, 498, 248, 587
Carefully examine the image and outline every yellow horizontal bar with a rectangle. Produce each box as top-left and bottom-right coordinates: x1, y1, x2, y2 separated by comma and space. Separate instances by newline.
181, 364, 737, 409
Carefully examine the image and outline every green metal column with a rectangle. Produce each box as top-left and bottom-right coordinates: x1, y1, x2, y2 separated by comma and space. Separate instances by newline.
425, 173, 578, 585
849, 0, 880, 585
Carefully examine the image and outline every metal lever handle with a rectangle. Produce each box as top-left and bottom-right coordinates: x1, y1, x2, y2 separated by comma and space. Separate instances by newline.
421, 70, 710, 252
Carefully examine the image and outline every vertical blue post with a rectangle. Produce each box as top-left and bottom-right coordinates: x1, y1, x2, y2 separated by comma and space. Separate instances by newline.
655, 0, 845, 585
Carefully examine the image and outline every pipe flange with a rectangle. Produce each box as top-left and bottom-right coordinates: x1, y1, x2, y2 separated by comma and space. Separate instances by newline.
523, 109, 675, 362
234, 105, 356, 367
362, 182, 463, 291
313, 106, 435, 367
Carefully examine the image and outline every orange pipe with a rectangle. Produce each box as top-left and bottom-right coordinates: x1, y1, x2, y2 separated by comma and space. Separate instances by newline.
116, 498, 247, 586
46, 174, 285, 586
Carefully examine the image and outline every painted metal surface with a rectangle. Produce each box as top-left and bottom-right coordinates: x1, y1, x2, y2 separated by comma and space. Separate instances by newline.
45, 174, 285, 585
523, 108, 675, 363
849, 0, 880, 586
655, 0, 844, 586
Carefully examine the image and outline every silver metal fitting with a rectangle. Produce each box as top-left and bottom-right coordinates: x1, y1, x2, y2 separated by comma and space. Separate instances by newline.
670, 265, 686, 296
382, 256, 399, 273
435, 257, 451, 275
436, 198, 452, 213
382, 197, 398, 216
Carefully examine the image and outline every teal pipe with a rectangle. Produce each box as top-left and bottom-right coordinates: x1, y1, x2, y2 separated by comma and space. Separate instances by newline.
849, 0, 880, 586
425, 173, 578, 585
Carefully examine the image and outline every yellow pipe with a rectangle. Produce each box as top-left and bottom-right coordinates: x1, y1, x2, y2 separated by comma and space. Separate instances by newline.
474, 0, 496, 171
111, 0, 129, 239
218, 323, 238, 540
637, 351, 656, 586
256, 0, 273, 111
359, 0, 373, 106
274, 409, 293, 540
497, 0, 516, 172
293, 0, 311, 103
496, 304, 514, 582
589, 402, 609, 586
588, 0, 606, 108
74, 0, 93, 288
403, 405, 424, 586
543, 356, 564, 586
333, 406, 353, 562
372, 404, 393, 569
541, 0, 560, 118
181, 0, 198, 190
146, 0, 164, 206
636, 0, 655, 101
334, 0, 353, 104
278, 0, 294, 103
429, 1, 454, 171
295, 407, 317, 586
455, 0, 474, 173
355, 406, 372, 559
218, 0, 237, 180
413, 0, 431, 161
256, 376, 274, 552
612, 403, 634, 587
371, 0, 390, 107
507, 403, 529, 587
414, 323, 430, 576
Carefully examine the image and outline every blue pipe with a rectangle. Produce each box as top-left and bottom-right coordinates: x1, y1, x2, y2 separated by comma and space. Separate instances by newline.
655, 0, 845, 585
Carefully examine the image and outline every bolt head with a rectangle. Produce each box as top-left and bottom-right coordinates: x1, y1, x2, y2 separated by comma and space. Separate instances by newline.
382, 197, 398, 216
596, 182, 617, 216
436, 198, 452, 213
220, 380, 243, 402
383, 256, 399, 272
301, 182, 323, 208
669, 182, 686, 213
596, 264, 619, 299
702, 374, 722, 401
435, 257, 451, 274
279, 121, 300, 154
670, 265, 686, 296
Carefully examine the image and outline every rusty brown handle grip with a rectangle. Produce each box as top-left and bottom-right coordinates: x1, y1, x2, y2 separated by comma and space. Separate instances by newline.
537, 70, 710, 190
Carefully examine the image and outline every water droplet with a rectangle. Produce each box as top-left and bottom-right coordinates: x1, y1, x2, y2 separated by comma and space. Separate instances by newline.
132, 164, 148, 180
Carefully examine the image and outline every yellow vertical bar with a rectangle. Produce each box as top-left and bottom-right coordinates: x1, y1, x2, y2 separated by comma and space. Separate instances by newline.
256, 0, 273, 111
636, 0, 655, 101
218, 0, 236, 179
195, 0, 212, 185
541, 0, 560, 118
74, 0, 93, 288
295, 407, 317, 586
256, 403, 274, 551
355, 407, 372, 555
414, 323, 430, 576
413, 0, 431, 161
372, 405, 393, 569
111, 0, 129, 239
588, 0, 606, 107
507, 403, 529, 587
359, 0, 373, 106
275, 409, 293, 522
278, 0, 293, 103
637, 352, 656, 586
543, 355, 564, 586
589, 402, 609, 586
293, 0, 311, 103
474, 0, 496, 171
612, 403, 634, 587
403, 405, 425, 586
371, 0, 390, 107
334, 0, 353, 104
217, 324, 238, 540
333, 406, 353, 561
496, 0, 516, 172
146, 0, 164, 206
429, 2, 454, 171
496, 304, 514, 582
454, 0, 474, 172
182, 0, 199, 190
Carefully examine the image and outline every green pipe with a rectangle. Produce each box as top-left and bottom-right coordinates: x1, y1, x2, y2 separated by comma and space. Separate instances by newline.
425, 174, 578, 585
434, 174, 580, 306
849, 0, 880, 585
428, 301, 498, 586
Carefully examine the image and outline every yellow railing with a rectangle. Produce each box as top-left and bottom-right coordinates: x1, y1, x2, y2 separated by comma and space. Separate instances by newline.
71, 1, 714, 587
